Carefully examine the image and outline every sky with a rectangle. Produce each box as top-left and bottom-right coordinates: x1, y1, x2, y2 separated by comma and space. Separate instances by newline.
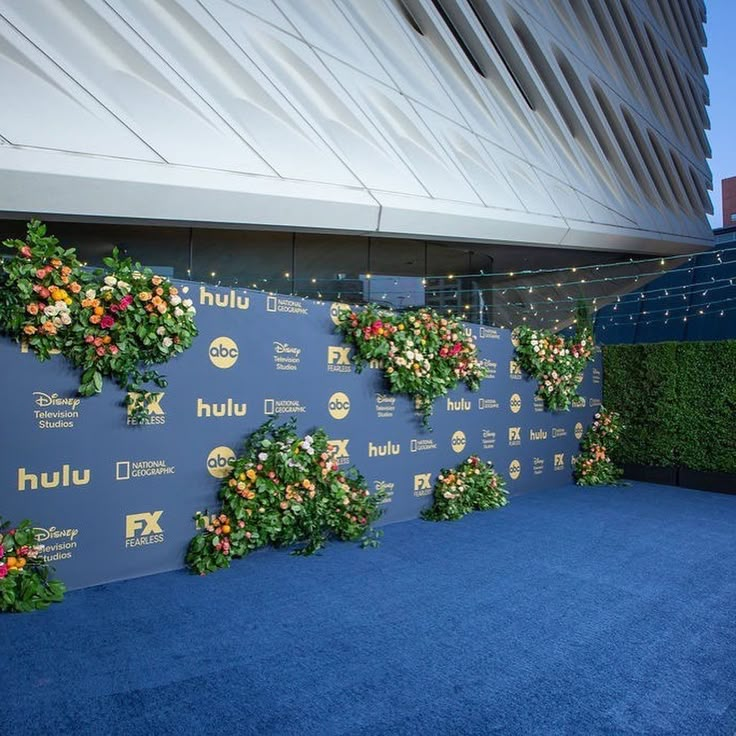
705, 0, 735, 227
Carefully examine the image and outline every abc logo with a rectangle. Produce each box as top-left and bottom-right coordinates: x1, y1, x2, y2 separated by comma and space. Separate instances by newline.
509, 459, 521, 480
328, 392, 351, 420
330, 302, 350, 326
510, 393, 522, 414
206, 446, 235, 478
209, 337, 239, 369
574, 422, 584, 440
451, 430, 466, 454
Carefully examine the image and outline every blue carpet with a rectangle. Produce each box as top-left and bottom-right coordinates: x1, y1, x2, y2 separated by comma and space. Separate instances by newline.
2, 482, 736, 736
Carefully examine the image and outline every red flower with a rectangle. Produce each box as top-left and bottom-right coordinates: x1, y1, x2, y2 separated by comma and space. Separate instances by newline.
119, 294, 133, 309
100, 315, 115, 329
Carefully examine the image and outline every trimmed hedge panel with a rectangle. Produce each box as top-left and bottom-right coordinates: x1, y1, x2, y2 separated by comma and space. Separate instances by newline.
603, 341, 736, 473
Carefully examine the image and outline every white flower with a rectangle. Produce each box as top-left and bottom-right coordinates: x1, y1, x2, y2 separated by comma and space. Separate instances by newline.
169, 295, 182, 306
132, 271, 142, 280
85, 289, 96, 300
187, 306, 197, 315
100, 285, 113, 293
406, 350, 415, 361
174, 307, 183, 318
55, 300, 68, 311
52, 316, 63, 327
258, 452, 268, 461
156, 326, 166, 336
104, 275, 117, 287
182, 298, 193, 308
162, 337, 173, 348
44, 305, 58, 317
533, 346, 539, 353
116, 281, 130, 293
60, 312, 72, 325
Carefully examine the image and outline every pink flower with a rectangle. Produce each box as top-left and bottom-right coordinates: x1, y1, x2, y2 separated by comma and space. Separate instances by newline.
100, 315, 115, 329
0, 563, 7, 578
119, 295, 133, 309
109, 345, 119, 355
95, 347, 105, 357
19, 245, 32, 258
84, 335, 95, 344
109, 304, 120, 313
35, 268, 47, 279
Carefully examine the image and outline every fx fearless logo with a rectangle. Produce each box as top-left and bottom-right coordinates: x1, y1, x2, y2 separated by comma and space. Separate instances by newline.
125, 511, 164, 548
413, 473, 432, 496
327, 346, 352, 373
126, 392, 165, 426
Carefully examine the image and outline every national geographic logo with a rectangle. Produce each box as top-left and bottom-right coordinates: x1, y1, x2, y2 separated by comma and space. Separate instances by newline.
589, 397, 601, 408
207, 446, 235, 478
368, 441, 400, 458
508, 426, 521, 447
209, 337, 239, 369
17, 464, 91, 492
529, 428, 548, 441
451, 430, 466, 454
478, 398, 499, 410
267, 295, 308, 315
328, 392, 351, 420
413, 473, 433, 497
196, 398, 247, 418
33, 392, 81, 430
446, 397, 471, 412
264, 398, 307, 415
116, 459, 175, 481
533, 458, 545, 476
554, 453, 566, 471
509, 393, 522, 414
329, 439, 350, 466
199, 286, 250, 311
410, 438, 437, 453
479, 326, 501, 339
327, 346, 352, 373
509, 360, 522, 380
509, 459, 521, 480
127, 392, 166, 426
33, 525, 79, 563
125, 511, 164, 548
273, 341, 302, 371
330, 302, 350, 325
574, 422, 584, 440
552, 427, 567, 439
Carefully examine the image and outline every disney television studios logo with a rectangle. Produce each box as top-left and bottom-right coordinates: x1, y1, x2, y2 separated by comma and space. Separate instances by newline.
32, 392, 82, 430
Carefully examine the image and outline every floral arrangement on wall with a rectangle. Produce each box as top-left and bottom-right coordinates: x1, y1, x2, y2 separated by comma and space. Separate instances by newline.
421, 455, 508, 521
187, 419, 386, 575
0, 518, 65, 613
0, 220, 197, 420
573, 407, 624, 485
335, 304, 487, 426
513, 318, 594, 412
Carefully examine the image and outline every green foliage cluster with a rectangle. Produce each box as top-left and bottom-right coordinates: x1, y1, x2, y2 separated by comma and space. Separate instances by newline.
335, 304, 487, 426
421, 455, 508, 521
0, 220, 198, 421
572, 407, 624, 486
603, 341, 736, 472
187, 419, 386, 575
0, 518, 65, 613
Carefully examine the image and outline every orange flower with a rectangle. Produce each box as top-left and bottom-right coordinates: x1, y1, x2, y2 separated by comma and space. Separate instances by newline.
50, 258, 62, 268
26, 303, 39, 315
169, 287, 178, 296
93, 306, 105, 316
89, 314, 101, 325
23, 324, 37, 335
155, 287, 164, 296
61, 265, 72, 276
138, 292, 152, 302
41, 321, 57, 335
151, 296, 163, 306
156, 303, 167, 314
69, 282, 82, 294
151, 276, 163, 286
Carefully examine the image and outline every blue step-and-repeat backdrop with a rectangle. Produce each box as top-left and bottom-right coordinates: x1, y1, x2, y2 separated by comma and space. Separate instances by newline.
0, 283, 601, 589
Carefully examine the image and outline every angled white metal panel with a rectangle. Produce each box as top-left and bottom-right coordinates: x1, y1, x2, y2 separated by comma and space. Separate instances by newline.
0, 0, 714, 254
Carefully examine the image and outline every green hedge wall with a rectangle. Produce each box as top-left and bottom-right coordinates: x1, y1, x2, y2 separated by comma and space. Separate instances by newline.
603, 341, 736, 473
